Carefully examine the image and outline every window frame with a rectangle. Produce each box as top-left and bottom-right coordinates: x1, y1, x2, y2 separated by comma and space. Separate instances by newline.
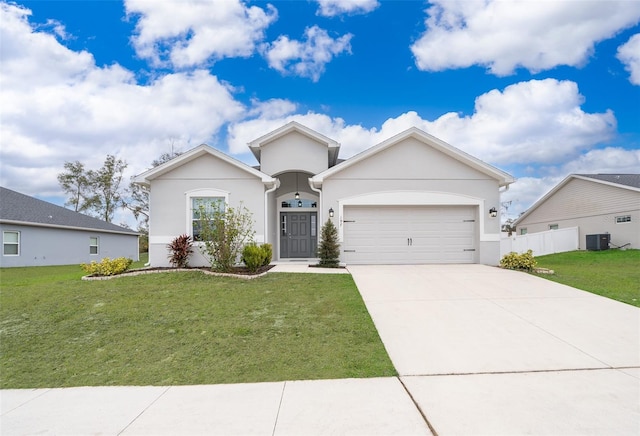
615, 215, 631, 224
3, 231, 20, 256
89, 236, 99, 255
185, 189, 229, 241
520, 228, 528, 235
548, 224, 559, 230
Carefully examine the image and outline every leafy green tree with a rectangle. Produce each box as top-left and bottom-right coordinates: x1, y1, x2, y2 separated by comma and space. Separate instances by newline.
198, 202, 255, 272
90, 155, 127, 222
57, 161, 95, 213
318, 219, 340, 267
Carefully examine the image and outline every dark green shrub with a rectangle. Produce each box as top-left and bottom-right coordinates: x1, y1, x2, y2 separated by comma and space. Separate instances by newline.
500, 250, 537, 271
317, 219, 340, 267
167, 234, 193, 268
242, 243, 264, 273
260, 243, 272, 266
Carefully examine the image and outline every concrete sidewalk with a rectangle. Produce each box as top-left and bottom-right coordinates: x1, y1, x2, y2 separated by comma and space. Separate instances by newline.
1, 378, 431, 435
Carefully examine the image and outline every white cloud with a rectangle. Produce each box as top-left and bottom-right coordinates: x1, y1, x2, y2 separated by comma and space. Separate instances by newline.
617, 33, 640, 85
411, 0, 640, 75
316, 0, 379, 17
125, 0, 277, 68
262, 25, 352, 82
0, 3, 244, 201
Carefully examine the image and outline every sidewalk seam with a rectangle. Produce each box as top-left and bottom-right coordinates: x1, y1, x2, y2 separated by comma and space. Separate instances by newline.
271, 381, 287, 436
117, 386, 171, 435
398, 377, 439, 436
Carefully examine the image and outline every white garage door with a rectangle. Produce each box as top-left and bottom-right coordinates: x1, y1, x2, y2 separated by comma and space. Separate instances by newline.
343, 205, 477, 264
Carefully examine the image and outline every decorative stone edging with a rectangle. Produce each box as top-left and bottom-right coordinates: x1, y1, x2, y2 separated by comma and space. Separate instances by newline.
81, 267, 269, 281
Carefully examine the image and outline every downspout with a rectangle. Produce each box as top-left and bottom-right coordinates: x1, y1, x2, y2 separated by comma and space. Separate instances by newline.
308, 178, 323, 224
264, 178, 280, 245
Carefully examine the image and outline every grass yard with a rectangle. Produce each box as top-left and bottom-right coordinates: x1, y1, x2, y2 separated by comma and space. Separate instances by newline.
534, 249, 640, 307
0, 262, 395, 389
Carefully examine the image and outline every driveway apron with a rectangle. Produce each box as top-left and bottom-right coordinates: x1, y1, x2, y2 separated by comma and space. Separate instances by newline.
349, 264, 640, 435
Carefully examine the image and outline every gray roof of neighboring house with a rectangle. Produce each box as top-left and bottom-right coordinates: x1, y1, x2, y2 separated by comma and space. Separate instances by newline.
0, 187, 138, 235
576, 174, 640, 189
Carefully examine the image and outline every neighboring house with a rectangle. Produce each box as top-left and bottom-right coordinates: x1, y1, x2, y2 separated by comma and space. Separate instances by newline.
134, 122, 514, 267
0, 187, 139, 267
513, 174, 640, 250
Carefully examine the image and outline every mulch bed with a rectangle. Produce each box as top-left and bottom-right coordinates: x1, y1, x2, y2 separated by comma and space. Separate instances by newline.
82, 264, 274, 281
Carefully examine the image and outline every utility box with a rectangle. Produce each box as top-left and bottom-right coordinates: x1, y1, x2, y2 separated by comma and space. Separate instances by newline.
586, 234, 610, 251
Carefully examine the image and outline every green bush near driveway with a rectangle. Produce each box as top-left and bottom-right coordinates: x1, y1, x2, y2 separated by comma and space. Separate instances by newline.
0, 264, 395, 388
533, 249, 640, 307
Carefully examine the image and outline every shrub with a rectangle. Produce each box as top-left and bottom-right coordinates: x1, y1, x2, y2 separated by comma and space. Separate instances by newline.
500, 250, 537, 271
81, 257, 133, 276
167, 234, 193, 268
317, 219, 340, 267
260, 243, 272, 266
241, 243, 273, 273
198, 203, 255, 273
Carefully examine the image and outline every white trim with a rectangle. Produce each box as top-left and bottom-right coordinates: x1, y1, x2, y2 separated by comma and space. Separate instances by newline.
3, 230, 20, 256
185, 189, 229, 238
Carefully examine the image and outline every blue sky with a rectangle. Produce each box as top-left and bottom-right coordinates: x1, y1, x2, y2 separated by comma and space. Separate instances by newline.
1, 0, 639, 226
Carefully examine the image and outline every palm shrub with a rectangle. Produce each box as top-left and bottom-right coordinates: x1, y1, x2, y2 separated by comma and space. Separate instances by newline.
198, 203, 255, 273
167, 234, 193, 268
317, 219, 340, 267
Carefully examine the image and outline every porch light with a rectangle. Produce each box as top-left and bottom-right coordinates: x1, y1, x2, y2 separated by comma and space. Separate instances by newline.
298, 200, 303, 207
295, 173, 300, 199
329, 208, 334, 218
489, 207, 498, 218
295, 191, 300, 200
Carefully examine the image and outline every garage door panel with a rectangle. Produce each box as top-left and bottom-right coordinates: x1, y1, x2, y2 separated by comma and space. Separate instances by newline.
343, 205, 477, 264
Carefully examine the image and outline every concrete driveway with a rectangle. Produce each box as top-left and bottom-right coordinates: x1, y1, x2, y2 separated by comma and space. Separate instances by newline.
349, 264, 640, 435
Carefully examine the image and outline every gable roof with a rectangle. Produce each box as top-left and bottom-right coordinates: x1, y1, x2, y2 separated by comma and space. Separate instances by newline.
0, 187, 138, 235
248, 121, 341, 167
133, 144, 276, 186
514, 173, 640, 225
310, 127, 515, 187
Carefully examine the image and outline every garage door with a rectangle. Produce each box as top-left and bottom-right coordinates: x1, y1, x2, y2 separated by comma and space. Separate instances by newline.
343, 205, 477, 264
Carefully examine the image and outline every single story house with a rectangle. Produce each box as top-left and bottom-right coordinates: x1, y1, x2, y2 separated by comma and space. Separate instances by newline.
0, 187, 139, 267
513, 174, 640, 250
134, 122, 514, 267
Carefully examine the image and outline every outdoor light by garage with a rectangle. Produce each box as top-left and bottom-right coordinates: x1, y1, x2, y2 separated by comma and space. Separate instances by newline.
489, 207, 498, 218
329, 208, 334, 218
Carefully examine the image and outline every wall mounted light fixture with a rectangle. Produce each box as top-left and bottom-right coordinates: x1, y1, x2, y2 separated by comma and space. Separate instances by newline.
329, 207, 334, 218
489, 207, 498, 218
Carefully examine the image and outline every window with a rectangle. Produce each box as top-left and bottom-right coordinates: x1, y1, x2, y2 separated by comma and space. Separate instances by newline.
192, 197, 225, 240
616, 215, 631, 223
89, 237, 99, 254
549, 224, 559, 230
3, 231, 20, 255
520, 228, 527, 235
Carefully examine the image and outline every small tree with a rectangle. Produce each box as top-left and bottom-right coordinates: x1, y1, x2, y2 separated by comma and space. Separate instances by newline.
198, 203, 255, 273
317, 219, 340, 267
167, 234, 193, 268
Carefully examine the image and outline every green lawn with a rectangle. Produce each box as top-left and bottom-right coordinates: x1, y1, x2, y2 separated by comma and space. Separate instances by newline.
0, 262, 395, 389
534, 249, 640, 307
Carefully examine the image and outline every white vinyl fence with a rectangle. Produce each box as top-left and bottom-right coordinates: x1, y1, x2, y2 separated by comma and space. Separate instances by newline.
501, 227, 579, 257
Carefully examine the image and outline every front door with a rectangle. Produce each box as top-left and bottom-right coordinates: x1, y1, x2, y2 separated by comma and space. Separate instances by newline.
280, 212, 317, 258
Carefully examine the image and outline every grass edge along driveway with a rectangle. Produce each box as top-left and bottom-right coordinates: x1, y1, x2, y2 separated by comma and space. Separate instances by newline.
0, 265, 396, 389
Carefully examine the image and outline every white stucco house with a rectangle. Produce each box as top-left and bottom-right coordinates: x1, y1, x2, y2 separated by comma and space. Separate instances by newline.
0, 187, 139, 267
513, 174, 640, 250
134, 122, 514, 267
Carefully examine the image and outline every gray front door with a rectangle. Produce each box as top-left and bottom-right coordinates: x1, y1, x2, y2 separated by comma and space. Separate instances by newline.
280, 212, 317, 258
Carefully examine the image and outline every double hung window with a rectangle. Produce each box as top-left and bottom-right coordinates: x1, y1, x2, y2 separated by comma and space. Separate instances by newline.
191, 197, 225, 241
3, 231, 19, 255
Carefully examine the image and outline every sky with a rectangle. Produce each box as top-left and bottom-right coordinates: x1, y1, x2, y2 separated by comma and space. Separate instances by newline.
1, 0, 639, 228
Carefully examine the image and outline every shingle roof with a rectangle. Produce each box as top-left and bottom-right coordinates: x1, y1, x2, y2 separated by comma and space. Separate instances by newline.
0, 187, 138, 235
576, 174, 640, 189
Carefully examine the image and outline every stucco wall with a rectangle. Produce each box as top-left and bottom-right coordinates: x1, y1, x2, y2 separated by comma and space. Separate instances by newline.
0, 224, 138, 267
259, 131, 329, 176
147, 155, 267, 267
320, 137, 503, 265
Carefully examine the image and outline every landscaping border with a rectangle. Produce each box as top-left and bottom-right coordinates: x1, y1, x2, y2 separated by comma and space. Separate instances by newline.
82, 267, 269, 281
